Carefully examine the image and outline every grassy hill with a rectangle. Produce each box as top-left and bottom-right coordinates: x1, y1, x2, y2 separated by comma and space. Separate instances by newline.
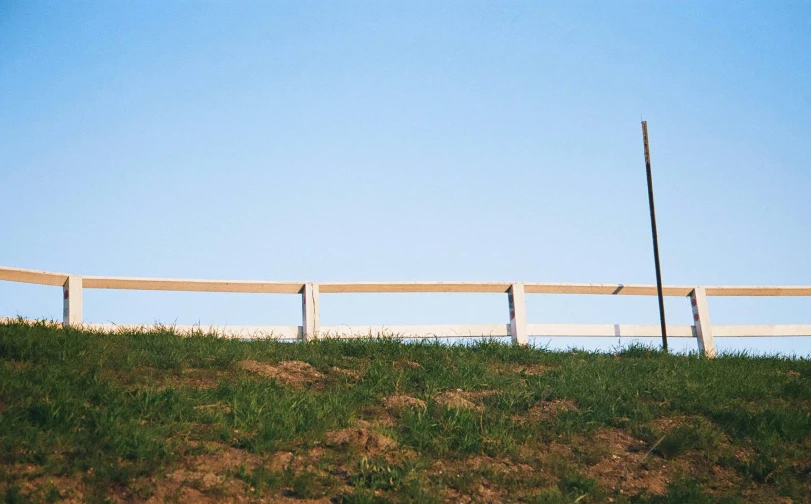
1, 320, 809, 503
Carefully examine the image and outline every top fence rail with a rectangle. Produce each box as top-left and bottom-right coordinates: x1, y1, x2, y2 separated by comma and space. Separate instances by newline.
3, 266, 810, 296
2, 265, 810, 357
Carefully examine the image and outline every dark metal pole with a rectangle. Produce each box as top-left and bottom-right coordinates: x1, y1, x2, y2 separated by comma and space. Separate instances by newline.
641, 121, 668, 352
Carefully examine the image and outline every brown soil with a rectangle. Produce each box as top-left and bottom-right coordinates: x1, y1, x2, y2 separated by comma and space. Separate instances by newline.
356, 404, 397, 428
648, 415, 697, 432
517, 399, 578, 423
144, 483, 233, 504
185, 443, 261, 475
383, 394, 427, 410
330, 366, 361, 379
263, 497, 333, 504
443, 483, 504, 503
434, 457, 520, 503
238, 360, 324, 388
4, 463, 40, 478
584, 428, 671, 497
266, 451, 294, 472
325, 427, 397, 455
466, 455, 534, 474
434, 390, 485, 412
20, 475, 85, 503
704, 465, 744, 495
144, 443, 261, 503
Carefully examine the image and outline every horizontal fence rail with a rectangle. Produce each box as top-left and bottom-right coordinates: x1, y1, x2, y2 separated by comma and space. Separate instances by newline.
2, 265, 811, 357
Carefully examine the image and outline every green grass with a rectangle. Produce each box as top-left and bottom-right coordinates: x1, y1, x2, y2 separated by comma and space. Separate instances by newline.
1, 320, 810, 503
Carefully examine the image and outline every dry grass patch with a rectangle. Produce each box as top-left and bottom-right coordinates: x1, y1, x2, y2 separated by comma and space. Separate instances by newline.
182, 443, 262, 475
383, 394, 427, 410
330, 366, 361, 380
434, 389, 485, 412
433, 457, 514, 503
141, 443, 262, 503
466, 455, 533, 474
18, 475, 86, 503
517, 398, 579, 423
441, 483, 504, 504
238, 360, 324, 389
325, 427, 398, 455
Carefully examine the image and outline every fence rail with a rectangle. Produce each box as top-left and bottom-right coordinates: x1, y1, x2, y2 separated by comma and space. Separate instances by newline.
2, 265, 810, 357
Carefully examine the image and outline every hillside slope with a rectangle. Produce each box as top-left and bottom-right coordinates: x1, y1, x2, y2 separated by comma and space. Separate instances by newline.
1, 321, 809, 503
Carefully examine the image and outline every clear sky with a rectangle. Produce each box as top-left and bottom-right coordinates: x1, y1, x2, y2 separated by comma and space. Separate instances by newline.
2, 1, 810, 355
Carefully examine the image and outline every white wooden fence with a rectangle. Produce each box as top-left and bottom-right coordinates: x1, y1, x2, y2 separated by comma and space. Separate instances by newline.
2, 265, 810, 357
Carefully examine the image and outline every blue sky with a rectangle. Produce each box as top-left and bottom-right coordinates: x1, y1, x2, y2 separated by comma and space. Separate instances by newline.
1, 1, 810, 355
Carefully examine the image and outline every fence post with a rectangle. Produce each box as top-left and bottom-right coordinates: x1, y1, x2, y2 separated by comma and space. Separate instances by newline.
62, 275, 83, 328
690, 287, 716, 358
508, 283, 528, 346
301, 282, 320, 341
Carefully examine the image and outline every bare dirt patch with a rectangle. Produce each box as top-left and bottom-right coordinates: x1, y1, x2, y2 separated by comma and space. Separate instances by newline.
145, 443, 261, 503
325, 427, 397, 455
583, 428, 671, 497
192, 444, 262, 473
265, 496, 333, 504
145, 484, 220, 504
704, 465, 744, 495
434, 390, 485, 412
19, 475, 85, 503
356, 404, 397, 428
519, 399, 578, 423
3, 463, 40, 478
434, 458, 509, 503
266, 451, 295, 472
238, 360, 324, 388
647, 415, 697, 432
330, 366, 361, 380
447, 482, 504, 504
466, 455, 533, 475
515, 441, 574, 465
383, 394, 427, 410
